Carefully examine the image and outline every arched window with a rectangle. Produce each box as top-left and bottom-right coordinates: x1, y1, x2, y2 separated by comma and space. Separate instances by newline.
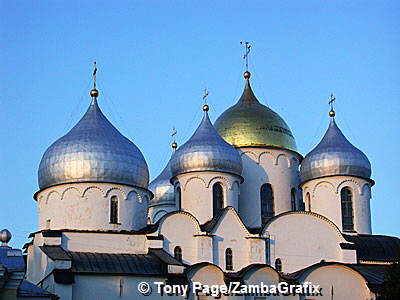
213, 183, 223, 216
291, 188, 296, 211
110, 196, 118, 224
341, 187, 354, 231
174, 246, 182, 262
306, 192, 311, 212
275, 258, 282, 272
261, 184, 274, 225
176, 186, 181, 211
225, 248, 233, 271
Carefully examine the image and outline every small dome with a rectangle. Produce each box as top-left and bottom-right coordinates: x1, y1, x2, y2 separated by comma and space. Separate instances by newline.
170, 110, 242, 178
149, 158, 175, 206
301, 118, 371, 183
214, 78, 297, 152
38, 98, 149, 190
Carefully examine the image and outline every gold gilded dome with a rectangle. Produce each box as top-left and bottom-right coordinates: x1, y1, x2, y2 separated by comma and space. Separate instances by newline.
214, 77, 297, 152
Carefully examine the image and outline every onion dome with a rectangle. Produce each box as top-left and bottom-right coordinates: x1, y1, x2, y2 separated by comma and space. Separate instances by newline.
170, 106, 243, 178
149, 157, 175, 206
214, 72, 297, 152
301, 118, 371, 183
38, 97, 149, 190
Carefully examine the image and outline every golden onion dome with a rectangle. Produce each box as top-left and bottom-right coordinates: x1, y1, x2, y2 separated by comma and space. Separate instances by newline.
214, 75, 297, 152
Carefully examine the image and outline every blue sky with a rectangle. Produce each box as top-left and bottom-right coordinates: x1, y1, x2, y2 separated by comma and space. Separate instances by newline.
1, 1, 399, 248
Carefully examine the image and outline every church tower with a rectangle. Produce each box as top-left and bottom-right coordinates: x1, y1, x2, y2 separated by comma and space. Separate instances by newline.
35, 67, 152, 232
169, 104, 243, 224
215, 71, 302, 229
300, 98, 373, 234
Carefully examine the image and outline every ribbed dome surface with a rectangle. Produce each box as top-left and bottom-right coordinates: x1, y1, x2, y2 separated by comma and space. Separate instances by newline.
214, 79, 297, 151
301, 118, 371, 183
38, 98, 149, 190
149, 157, 175, 205
170, 111, 242, 177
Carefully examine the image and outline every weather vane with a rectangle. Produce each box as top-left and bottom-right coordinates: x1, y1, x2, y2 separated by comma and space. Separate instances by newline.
202, 88, 209, 104
93, 61, 98, 89
240, 41, 251, 72
171, 127, 178, 150
328, 93, 336, 117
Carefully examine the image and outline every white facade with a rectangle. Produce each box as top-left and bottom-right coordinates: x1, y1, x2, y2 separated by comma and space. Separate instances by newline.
301, 176, 372, 234
21, 73, 396, 300
238, 148, 302, 228
172, 171, 241, 224
36, 182, 151, 232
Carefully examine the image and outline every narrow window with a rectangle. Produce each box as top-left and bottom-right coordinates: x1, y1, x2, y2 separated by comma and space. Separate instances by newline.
225, 248, 233, 271
275, 258, 282, 272
174, 246, 182, 262
291, 188, 296, 211
176, 186, 181, 211
341, 187, 354, 231
110, 196, 118, 224
306, 192, 311, 212
261, 184, 274, 225
213, 183, 223, 216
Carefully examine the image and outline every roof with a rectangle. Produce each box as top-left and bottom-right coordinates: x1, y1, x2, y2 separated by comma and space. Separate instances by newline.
0, 246, 25, 272
214, 75, 297, 152
343, 234, 400, 262
18, 280, 57, 299
301, 118, 372, 183
39, 246, 183, 276
285, 261, 390, 289
38, 98, 149, 190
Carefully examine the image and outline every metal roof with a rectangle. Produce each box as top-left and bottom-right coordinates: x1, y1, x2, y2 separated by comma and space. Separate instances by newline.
343, 234, 400, 262
171, 110, 243, 178
301, 118, 371, 183
39, 246, 183, 276
38, 98, 149, 190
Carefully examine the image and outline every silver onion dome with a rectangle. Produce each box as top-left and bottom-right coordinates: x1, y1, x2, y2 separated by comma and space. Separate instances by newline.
170, 109, 243, 178
149, 157, 175, 206
301, 118, 371, 183
38, 98, 149, 190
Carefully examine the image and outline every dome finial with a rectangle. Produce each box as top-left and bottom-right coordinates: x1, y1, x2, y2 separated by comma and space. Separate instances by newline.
240, 41, 251, 79
90, 61, 99, 99
202, 88, 209, 112
171, 127, 178, 151
329, 93, 336, 117
0, 229, 12, 247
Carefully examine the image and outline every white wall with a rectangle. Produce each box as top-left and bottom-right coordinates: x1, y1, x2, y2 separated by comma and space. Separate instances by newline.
264, 212, 357, 273
302, 176, 372, 234
172, 172, 241, 224
299, 264, 372, 300
36, 182, 151, 232
238, 148, 302, 228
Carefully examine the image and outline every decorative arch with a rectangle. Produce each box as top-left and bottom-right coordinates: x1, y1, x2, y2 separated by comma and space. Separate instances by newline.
45, 190, 60, 204
153, 210, 168, 223
240, 150, 258, 162
104, 187, 127, 200
275, 153, 290, 168
336, 179, 362, 195
258, 151, 276, 165
158, 210, 202, 235
183, 176, 207, 191
61, 187, 80, 200
127, 190, 142, 203
312, 181, 336, 198
262, 211, 349, 243
207, 176, 230, 189
81, 185, 104, 198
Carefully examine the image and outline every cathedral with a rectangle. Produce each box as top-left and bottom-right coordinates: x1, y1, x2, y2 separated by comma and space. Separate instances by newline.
1, 63, 399, 299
